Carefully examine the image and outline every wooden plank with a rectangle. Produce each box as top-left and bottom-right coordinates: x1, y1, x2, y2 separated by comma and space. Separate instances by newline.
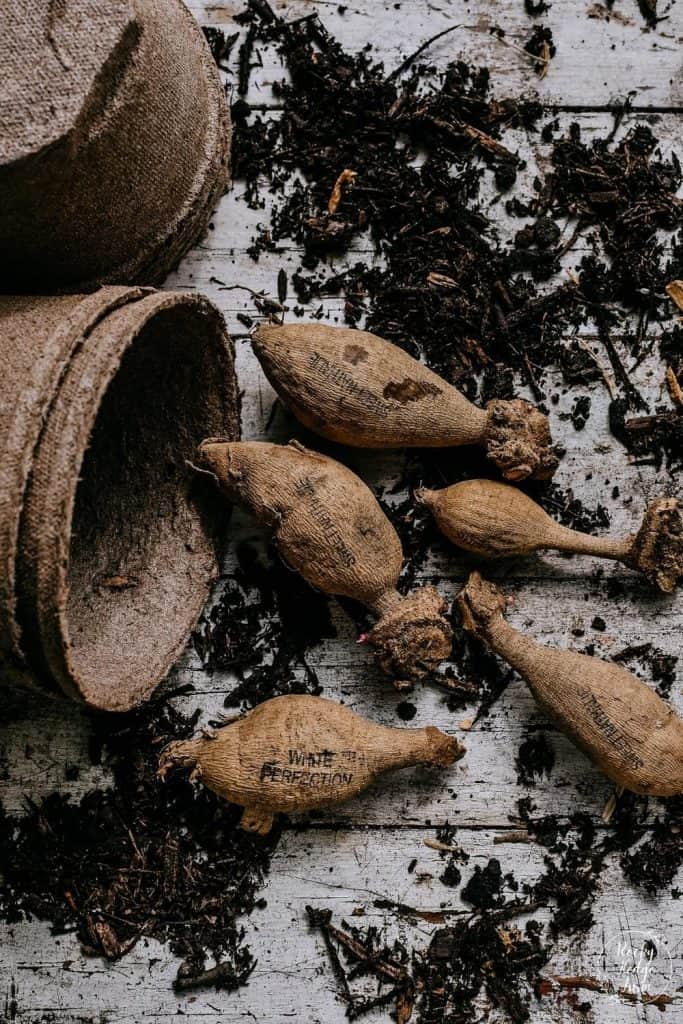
3, 569, 679, 827
2, 828, 680, 1022
185, 0, 683, 111
1, 1, 682, 1021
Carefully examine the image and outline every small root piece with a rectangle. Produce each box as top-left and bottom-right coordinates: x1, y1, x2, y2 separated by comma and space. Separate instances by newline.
575, 338, 617, 399
157, 739, 202, 781
666, 365, 683, 408
665, 279, 683, 311
627, 498, 683, 593
240, 807, 275, 835
423, 726, 465, 767
484, 399, 559, 481
537, 40, 551, 79
367, 587, 452, 684
424, 838, 462, 853
327, 169, 357, 214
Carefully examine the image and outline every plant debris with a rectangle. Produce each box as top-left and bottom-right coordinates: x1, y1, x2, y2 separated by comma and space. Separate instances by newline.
523, 24, 556, 77
620, 794, 683, 892
309, 794, 679, 1022
613, 640, 678, 698
193, 539, 334, 703
216, 5, 682, 1017
516, 732, 556, 785
202, 25, 239, 69
230, 0, 683, 472
1, 4, 681, 1016
0, 539, 329, 991
0, 694, 275, 988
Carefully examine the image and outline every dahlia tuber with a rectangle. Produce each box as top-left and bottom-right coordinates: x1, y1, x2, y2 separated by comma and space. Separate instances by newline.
457, 572, 683, 795
159, 695, 464, 834
199, 439, 453, 688
417, 479, 683, 592
252, 323, 558, 481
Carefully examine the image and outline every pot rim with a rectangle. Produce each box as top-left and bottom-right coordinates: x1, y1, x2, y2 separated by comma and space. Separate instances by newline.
22, 290, 236, 710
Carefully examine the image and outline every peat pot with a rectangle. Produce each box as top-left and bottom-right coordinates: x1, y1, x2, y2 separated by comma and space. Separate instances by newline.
0, 287, 240, 711
0, 0, 230, 292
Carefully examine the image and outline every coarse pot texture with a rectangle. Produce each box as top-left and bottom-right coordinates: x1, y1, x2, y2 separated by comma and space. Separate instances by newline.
0, 287, 239, 710
0, 0, 230, 291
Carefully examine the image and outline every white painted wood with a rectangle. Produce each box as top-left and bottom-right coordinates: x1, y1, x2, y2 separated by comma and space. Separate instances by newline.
1, 0, 682, 1020
186, 0, 683, 109
3, 581, 680, 826
2, 830, 680, 1021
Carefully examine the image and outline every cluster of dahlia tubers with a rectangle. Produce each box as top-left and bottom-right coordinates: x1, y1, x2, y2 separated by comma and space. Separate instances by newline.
162, 320, 683, 832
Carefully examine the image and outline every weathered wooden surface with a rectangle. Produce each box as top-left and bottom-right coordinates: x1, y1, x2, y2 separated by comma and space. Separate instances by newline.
188, 0, 683, 109
2, 829, 677, 1022
2, 1, 682, 1021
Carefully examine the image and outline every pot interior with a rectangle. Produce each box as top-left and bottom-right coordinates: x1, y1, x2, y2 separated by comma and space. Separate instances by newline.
65, 302, 234, 708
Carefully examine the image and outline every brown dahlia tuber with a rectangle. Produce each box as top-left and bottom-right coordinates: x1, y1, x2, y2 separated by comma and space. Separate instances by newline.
457, 572, 683, 795
417, 479, 683, 592
199, 439, 453, 688
159, 695, 464, 834
251, 323, 558, 481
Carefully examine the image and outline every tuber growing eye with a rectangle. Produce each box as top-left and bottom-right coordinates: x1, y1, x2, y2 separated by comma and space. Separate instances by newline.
417, 479, 683, 592
251, 323, 559, 482
457, 571, 683, 796
198, 439, 453, 689
159, 695, 464, 834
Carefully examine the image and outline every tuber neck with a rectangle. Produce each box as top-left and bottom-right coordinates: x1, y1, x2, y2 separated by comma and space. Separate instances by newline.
440, 391, 489, 446
550, 524, 633, 562
371, 588, 404, 618
483, 615, 541, 676
413, 487, 436, 510
377, 726, 450, 770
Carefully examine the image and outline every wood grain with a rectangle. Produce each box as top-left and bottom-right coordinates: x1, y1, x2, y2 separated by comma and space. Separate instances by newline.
1, 0, 682, 1020
2, 830, 680, 1021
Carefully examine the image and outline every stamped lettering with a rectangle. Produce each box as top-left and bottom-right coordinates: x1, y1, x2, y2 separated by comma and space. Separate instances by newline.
258, 748, 368, 789
578, 688, 645, 771
308, 351, 389, 418
293, 476, 356, 567
259, 760, 354, 789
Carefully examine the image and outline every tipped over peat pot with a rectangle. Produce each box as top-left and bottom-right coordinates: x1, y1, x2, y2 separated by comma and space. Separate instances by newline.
0, 287, 240, 711
0, 0, 230, 292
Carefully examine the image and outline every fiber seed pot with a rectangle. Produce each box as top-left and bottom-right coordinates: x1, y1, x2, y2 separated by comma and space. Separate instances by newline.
251, 323, 559, 482
0, 288, 239, 710
159, 695, 464, 834
198, 439, 453, 689
1, 0, 230, 292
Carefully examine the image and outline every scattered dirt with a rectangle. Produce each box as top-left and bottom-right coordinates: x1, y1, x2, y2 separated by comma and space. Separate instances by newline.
0, 541, 329, 991
231, 0, 683, 473
620, 794, 683, 892
0, 693, 275, 989
308, 792, 680, 1022
613, 640, 679, 698
1, 3, 680, 1017
516, 732, 556, 785
219, 4, 682, 1018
